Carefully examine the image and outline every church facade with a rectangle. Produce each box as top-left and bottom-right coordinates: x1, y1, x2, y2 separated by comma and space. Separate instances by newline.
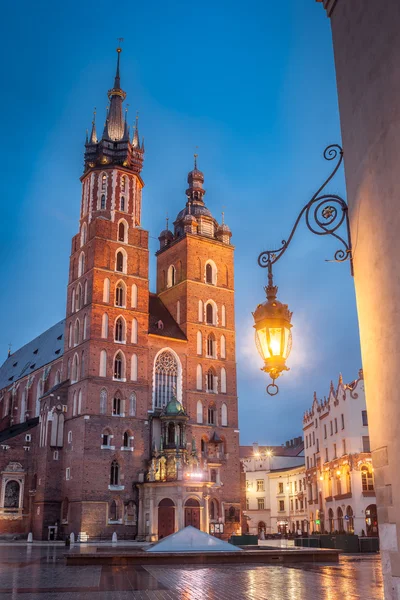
0, 49, 241, 541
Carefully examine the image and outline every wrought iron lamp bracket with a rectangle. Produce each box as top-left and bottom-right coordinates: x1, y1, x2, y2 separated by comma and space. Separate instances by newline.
258, 144, 353, 277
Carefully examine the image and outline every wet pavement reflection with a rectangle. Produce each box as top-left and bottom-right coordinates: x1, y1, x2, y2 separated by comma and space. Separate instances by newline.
0, 545, 383, 599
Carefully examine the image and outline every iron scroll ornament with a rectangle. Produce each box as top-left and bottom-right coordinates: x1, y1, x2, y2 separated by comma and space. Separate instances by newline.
258, 144, 353, 276
257, 144, 353, 396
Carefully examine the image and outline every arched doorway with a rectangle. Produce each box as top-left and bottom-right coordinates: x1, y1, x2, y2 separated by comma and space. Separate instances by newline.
158, 498, 175, 539
365, 504, 378, 537
346, 506, 354, 533
258, 521, 266, 535
185, 498, 201, 529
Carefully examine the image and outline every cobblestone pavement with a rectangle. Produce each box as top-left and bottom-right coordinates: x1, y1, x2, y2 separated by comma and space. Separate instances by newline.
0, 546, 383, 600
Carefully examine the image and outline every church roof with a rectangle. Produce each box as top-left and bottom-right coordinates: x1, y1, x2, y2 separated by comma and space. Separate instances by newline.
0, 320, 65, 391
148, 295, 187, 341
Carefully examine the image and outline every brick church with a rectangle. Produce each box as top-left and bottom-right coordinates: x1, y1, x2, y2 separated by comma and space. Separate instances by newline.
0, 48, 241, 541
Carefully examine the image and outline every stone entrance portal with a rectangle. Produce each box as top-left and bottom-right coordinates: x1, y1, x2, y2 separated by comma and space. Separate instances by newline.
158, 498, 175, 539
184, 498, 200, 529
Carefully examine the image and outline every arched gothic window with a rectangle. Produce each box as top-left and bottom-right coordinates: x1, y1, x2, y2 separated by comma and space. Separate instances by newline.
74, 320, 80, 346
197, 331, 202, 355
78, 252, 85, 277
80, 223, 87, 247
208, 404, 216, 425
115, 317, 125, 342
220, 335, 226, 359
101, 173, 107, 191
220, 367, 227, 394
114, 352, 125, 380
101, 313, 108, 338
198, 300, 203, 322
207, 369, 216, 393
129, 392, 136, 416
118, 221, 126, 242
154, 351, 178, 409
120, 196, 125, 211
131, 318, 138, 344
210, 468, 217, 483
110, 460, 119, 486
205, 302, 216, 325
100, 388, 107, 414
205, 260, 217, 285
71, 354, 79, 383
83, 314, 88, 340
131, 354, 138, 381
167, 265, 176, 288
113, 394, 122, 416
115, 282, 126, 307
76, 284, 82, 311
110, 500, 118, 520
121, 176, 126, 193
99, 350, 107, 377
197, 400, 203, 424
123, 431, 129, 447
207, 333, 216, 358
103, 278, 110, 303
100, 194, 106, 209
196, 364, 202, 390
131, 284, 138, 308
221, 402, 228, 426
116, 251, 124, 273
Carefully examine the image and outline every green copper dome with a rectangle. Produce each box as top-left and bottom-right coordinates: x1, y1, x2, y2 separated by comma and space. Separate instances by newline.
164, 398, 185, 416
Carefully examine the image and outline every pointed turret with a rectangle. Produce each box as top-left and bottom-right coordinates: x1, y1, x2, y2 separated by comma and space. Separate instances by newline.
106, 47, 126, 141
132, 113, 140, 148
89, 108, 98, 144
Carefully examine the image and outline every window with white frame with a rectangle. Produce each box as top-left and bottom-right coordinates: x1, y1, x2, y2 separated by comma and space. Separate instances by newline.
154, 351, 178, 409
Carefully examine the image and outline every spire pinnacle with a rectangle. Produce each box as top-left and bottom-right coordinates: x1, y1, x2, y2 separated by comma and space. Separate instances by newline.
194, 152, 198, 170
89, 107, 97, 144
166, 214, 169, 230
132, 112, 140, 148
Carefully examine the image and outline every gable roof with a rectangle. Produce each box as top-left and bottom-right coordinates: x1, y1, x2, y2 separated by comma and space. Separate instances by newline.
0, 320, 65, 391
148, 294, 187, 341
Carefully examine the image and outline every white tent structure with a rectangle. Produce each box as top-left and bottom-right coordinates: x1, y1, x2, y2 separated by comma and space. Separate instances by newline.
146, 526, 242, 553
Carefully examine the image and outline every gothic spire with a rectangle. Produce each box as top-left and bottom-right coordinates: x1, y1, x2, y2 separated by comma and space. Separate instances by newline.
106, 46, 126, 141
132, 113, 140, 148
89, 107, 97, 144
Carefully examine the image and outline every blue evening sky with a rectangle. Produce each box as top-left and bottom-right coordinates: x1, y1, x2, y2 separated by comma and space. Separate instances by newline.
1, 0, 361, 445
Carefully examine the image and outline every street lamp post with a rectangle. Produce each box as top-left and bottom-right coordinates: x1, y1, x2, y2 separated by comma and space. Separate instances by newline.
253, 144, 353, 395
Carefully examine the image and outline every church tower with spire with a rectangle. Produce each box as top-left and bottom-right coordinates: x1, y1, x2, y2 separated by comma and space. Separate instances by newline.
0, 46, 241, 542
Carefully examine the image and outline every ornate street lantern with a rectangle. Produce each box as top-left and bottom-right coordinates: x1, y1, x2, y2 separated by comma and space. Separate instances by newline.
253, 265, 292, 395
254, 144, 353, 396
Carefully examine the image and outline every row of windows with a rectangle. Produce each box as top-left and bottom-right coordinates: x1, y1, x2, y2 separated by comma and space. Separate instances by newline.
99, 350, 138, 382
307, 410, 368, 450
196, 400, 228, 426
197, 332, 226, 359
196, 364, 227, 394
101, 314, 138, 344
81, 173, 133, 217
71, 281, 89, 313
166, 260, 218, 289
103, 279, 138, 308
68, 317, 88, 348
80, 219, 130, 249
